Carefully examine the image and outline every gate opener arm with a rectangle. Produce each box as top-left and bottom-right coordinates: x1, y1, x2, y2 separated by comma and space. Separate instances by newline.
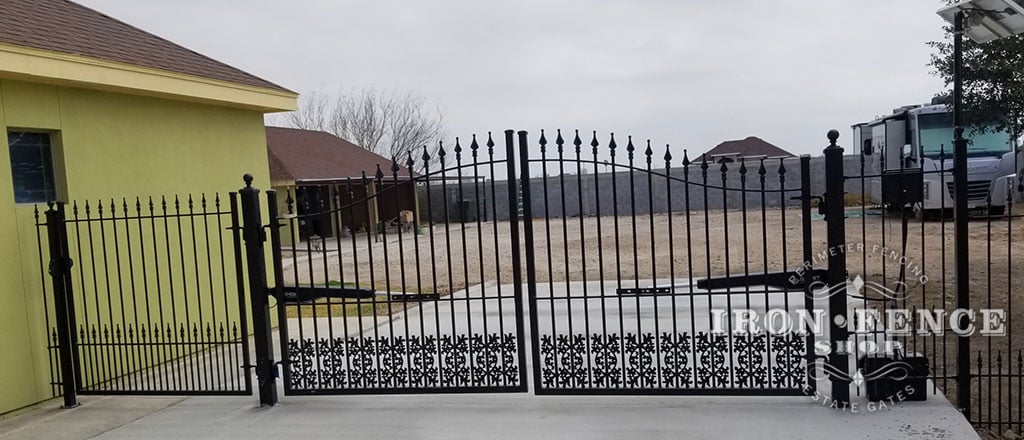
276, 286, 375, 304
697, 269, 827, 291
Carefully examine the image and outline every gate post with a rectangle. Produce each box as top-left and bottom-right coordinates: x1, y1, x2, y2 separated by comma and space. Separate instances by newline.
799, 155, 817, 395
265, 189, 290, 392
823, 130, 850, 404
239, 174, 278, 406
953, 128, 972, 416
951, 10, 971, 417
45, 202, 80, 408
512, 130, 538, 392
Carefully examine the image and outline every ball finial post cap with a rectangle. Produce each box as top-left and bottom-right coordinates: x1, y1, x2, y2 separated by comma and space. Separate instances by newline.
827, 129, 840, 145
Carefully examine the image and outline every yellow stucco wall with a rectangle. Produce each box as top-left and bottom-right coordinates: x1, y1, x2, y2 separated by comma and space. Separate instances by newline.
0, 79, 273, 414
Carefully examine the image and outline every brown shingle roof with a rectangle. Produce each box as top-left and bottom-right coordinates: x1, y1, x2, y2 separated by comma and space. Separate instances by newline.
267, 127, 412, 182
704, 136, 794, 159
0, 0, 290, 92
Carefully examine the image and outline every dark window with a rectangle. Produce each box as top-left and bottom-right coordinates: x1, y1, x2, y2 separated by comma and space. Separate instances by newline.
8, 131, 58, 203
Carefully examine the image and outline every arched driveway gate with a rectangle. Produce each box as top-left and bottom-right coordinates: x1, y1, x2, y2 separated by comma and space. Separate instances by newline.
246, 130, 824, 401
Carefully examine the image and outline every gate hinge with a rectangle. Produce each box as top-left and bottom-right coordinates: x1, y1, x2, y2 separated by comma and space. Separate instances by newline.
820, 192, 850, 221
811, 195, 824, 216
789, 195, 824, 206
242, 227, 267, 244
47, 257, 74, 276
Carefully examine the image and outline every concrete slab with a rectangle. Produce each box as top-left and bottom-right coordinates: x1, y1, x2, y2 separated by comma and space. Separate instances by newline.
0, 396, 182, 440
76, 391, 976, 440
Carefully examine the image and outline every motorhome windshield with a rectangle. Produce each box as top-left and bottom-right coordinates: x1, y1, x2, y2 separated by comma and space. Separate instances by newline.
918, 112, 1012, 158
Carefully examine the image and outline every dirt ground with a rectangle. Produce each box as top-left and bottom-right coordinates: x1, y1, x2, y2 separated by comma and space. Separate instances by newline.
286, 206, 1022, 304
283, 203, 1024, 354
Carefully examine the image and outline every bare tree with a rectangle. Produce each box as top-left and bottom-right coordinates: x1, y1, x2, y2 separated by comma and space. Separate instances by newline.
280, 87, 445, 166
284, 90, 330, 132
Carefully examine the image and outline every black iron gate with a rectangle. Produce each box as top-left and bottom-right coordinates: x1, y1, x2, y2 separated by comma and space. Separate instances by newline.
238, 129, 829, 400
263, 133, 529, 395
512, 130, 820, 395
39, 194, 253, 405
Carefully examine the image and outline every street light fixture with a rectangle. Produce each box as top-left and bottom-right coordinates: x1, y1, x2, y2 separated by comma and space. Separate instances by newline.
935, 0, 1024, 419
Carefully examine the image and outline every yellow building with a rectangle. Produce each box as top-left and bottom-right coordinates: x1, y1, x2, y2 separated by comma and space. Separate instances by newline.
0, 0, 296, 413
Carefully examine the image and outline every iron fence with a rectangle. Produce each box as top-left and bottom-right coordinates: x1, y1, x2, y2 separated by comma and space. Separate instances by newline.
841, 141, 1024, 433
32, 127, 1024, 437
38, 193, 252, 397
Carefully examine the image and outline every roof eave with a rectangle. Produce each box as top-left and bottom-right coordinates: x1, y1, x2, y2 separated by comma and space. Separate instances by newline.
0, 43, 297, 113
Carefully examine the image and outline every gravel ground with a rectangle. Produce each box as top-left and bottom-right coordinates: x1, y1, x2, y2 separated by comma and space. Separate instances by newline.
284, 207, 1022, 306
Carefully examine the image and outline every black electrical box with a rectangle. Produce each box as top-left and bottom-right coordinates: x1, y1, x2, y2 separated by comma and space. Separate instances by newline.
880, 170, 924, 206
863, 353, 929, 402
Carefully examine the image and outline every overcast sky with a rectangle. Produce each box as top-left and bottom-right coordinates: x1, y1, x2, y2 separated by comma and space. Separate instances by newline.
78, 0, 951, 157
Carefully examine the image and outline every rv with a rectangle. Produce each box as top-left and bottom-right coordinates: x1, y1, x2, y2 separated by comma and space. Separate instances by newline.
852, 100, 1021, 218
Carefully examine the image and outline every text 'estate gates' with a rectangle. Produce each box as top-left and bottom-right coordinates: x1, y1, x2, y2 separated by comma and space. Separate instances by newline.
43, 128, 1013, 431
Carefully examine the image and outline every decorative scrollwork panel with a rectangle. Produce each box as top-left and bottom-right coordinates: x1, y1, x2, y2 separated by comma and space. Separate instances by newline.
538, 332, 807, 391
287, 333, 520, 392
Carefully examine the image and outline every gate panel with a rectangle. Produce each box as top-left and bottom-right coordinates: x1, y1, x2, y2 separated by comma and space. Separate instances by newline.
517, 130, 816, 395
38, 194, 252, 396
272, 132, 528, 394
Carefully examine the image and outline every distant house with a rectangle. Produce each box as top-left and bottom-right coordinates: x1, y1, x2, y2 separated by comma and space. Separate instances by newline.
266, 127, 417, 242
703, 136, 795, 163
